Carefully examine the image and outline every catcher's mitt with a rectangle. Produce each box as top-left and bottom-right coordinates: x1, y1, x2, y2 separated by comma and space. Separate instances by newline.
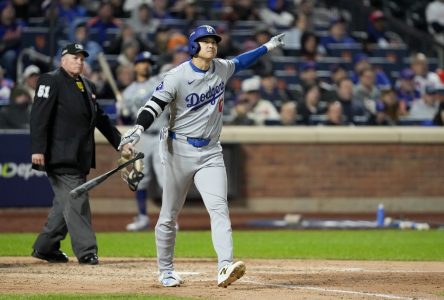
118, 150, 144, 191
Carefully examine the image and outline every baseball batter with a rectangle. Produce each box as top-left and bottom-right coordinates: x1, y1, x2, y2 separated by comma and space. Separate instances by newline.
119, 25, 285, 287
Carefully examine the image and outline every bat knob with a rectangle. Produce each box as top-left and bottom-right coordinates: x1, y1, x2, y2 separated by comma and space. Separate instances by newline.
70, 190, 79, 199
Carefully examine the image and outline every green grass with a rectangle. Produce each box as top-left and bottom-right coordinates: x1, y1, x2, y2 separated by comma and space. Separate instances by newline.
0, 295, 196, 300
1, 230, 443, 261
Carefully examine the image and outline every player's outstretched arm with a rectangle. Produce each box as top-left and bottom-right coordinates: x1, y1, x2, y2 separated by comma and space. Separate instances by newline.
232, 33, 285, 73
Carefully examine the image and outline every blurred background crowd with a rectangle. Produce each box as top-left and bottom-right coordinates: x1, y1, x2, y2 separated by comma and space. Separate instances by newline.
1, 0, 444, 129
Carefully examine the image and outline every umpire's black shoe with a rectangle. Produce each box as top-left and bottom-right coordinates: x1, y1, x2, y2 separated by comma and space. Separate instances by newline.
31, 250, 69, 263
78, 253, 99, 265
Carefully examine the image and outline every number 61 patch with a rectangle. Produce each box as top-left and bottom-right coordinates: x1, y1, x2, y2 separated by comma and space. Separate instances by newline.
37, 85, 50, 98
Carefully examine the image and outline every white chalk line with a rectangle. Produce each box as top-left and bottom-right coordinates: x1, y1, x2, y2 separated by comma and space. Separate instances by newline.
242, 280, 417, 300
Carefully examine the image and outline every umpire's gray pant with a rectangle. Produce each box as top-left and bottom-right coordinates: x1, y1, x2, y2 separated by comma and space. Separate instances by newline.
33, 173, 97, 259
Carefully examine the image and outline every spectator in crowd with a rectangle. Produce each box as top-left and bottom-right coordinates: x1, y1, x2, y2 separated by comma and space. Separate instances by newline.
329, 64, 349, 87
298, 85, 324, 125
353, 67, 381, 106
128, 3, 159, 41
230, 76, 280, 125
369, 88, 401, 125
409, 85, 439, 121
368, 101, 389, 125
154, 25, 173, 55
395, 68, 420, 112
151, 0, 174, 20
320, 16, 357, 51
324, 101, 344, 125
220, 0, 260, 24
14, 64, 40, 99
282, 13, 307, 55
215, 24, 239, 59
279, 101, 299, 125
410, 52, 442, 96
0, 87, 32, 129
122, 0, 151, 14
433, 85, 444, 125
351, 53, 391, 89
116, 63, 135, 91
155, 32, 188, 66
66, 20, 103, 68
259, 70, 293, 111
426, 0, 444, 45
296, 0, 333, 32
299, 31, 325, 61
87, 1, 123, 48
106, 22, 153, 56
335, 78, 367, 125
109, 0, 128, 18
258, 0, 295, 27
171, 0, 206, 27
120, 51, 168, 231
117, 39, 140, 66
0, 2, 23, 80
0, 65, 13, 105
56, 0, 87, 26
297, 61, 331, 104
11, 0, 30, 22
366, 10, 402, 48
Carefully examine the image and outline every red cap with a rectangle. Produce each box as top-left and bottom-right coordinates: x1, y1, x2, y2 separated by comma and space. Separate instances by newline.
370, 10, 385, 22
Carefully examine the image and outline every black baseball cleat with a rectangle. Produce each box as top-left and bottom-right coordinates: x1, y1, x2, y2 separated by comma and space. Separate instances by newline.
78, 253, 99, 265
31, 250, 69, 263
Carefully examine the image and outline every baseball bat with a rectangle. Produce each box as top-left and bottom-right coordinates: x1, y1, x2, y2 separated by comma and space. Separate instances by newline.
70, 152, 144, 199
97, 52, 123, 103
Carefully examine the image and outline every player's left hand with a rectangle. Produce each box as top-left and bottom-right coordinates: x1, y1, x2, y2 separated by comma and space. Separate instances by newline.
118, 125, 144, 150
264, 33, 286, 51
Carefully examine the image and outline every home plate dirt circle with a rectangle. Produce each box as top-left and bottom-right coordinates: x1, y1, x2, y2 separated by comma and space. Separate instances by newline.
1, 257, 443, 299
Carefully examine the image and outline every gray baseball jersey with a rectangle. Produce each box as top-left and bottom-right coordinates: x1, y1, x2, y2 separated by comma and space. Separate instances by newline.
149, 59, 236, 273
122, 79, 168, 190
152, 58, 235, 138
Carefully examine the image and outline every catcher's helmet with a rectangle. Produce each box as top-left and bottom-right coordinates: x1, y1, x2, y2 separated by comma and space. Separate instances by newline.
188, 25, 222, 56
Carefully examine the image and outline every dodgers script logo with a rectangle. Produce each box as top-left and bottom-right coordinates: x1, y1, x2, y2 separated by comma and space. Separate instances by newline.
185, 82, 225, 111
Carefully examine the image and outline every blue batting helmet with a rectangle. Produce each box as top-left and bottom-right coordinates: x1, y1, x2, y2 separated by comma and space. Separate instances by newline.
188, 25, 222, 56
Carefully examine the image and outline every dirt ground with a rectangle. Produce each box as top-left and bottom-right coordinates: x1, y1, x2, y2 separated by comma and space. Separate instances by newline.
1, 257, 444, 299
1, 210, 444, 299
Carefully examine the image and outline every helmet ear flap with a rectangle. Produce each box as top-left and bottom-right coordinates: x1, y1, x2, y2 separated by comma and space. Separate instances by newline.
189, 41, 200, 56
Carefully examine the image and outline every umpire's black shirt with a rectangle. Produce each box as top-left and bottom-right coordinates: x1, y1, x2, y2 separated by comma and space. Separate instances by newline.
30, 67, 121, 175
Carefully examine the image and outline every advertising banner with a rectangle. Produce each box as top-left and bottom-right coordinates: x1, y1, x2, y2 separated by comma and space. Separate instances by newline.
0, 131, 53, 207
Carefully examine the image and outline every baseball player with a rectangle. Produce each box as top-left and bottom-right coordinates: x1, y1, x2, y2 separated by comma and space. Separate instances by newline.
120, 51, 168, 231
119, 25, 285, 287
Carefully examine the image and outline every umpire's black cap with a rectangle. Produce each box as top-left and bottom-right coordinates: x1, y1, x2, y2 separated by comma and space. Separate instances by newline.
61, 43, 89, 57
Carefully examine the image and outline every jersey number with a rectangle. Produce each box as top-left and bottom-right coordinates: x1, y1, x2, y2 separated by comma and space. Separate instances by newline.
37, 85, 50, 98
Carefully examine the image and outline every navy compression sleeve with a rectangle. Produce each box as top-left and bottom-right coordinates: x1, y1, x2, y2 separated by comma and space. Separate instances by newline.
136, 96, 168, 130
232, 45, 268, 74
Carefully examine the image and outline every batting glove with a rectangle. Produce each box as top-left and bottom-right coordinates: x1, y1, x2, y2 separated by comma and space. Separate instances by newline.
264, 33, 286, 51
118, 125, 144, 150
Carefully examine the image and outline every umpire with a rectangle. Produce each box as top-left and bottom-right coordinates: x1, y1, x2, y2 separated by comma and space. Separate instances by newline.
30, 43, 130, 265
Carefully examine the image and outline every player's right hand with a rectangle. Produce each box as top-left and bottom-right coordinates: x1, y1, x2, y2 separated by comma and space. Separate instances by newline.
264, 33, 286, 51
118, 125, 144, 150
